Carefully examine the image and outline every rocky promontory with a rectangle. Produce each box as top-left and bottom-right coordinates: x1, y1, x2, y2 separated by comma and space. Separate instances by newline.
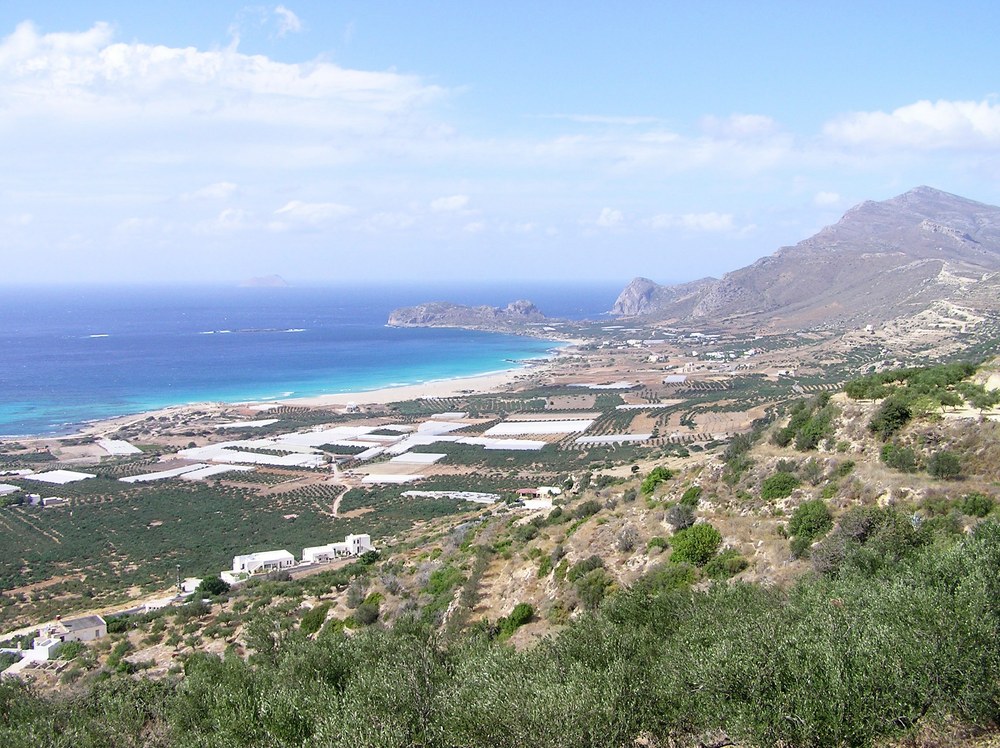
387, 299, 548, 333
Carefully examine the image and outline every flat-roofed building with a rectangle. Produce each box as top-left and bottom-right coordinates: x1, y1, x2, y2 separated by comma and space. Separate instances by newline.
303, 534, 374, 563
232, 549, 295, 575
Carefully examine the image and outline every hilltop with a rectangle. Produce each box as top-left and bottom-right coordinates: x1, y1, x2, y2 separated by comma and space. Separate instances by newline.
612, 186, 1000, 330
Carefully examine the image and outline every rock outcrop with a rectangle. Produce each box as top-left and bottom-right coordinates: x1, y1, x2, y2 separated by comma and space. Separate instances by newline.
387, 299, 547, 333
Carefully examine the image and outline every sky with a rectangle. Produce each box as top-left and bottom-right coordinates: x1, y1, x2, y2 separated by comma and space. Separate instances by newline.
2, 1, 1000, 286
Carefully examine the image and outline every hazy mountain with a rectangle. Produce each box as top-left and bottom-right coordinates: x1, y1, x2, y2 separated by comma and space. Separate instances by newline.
613, 186, 1000, 329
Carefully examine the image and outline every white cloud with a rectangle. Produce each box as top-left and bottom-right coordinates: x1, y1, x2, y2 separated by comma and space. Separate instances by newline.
274, 6, 303, 37
197, 208, 255, 233
701, 114, 778, 138
0, 21, 445, 131
183, 182, 238, 201
596, 207, 623, 228
272, 200, 354, 228
813, 191, 841, 206
648, 212, 735, 232
824, 98, 1000, 149
430, 194, 469, 212
463, 221, 486, 233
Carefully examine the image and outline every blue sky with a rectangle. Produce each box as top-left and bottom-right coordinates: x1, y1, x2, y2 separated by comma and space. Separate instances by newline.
2, 1, 1000, 286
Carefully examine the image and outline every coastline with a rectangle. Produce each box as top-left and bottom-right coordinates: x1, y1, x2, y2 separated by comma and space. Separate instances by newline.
17, 352, 563, 443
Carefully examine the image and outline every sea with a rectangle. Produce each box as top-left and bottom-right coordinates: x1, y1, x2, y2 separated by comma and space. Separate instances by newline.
0, 282, 622, 437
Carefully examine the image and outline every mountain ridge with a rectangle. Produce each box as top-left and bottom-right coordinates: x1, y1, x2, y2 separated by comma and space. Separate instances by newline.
612, 186, 1000, 329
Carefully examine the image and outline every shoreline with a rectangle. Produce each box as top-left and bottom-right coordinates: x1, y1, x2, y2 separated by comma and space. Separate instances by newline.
10, 351, 567, 443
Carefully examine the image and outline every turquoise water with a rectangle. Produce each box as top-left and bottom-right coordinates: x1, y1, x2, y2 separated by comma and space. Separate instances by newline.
0, 283, 619, 436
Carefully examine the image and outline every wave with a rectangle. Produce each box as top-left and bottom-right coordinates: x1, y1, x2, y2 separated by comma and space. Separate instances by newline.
87, 334, 110, 338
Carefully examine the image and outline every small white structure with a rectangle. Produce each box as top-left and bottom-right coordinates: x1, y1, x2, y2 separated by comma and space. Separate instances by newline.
28, 614, 108, 661
97, 439, 142, 456
232, 549, 295, 575
24, 470, 95, 485
0, 484, 20, 496
57, 615, 108, 643
303, 533, 374, 563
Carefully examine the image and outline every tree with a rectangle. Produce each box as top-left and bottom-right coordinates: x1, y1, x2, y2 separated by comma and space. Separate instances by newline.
665, 504, 695, 530
197, 576, 231, 597
881, 442, 918, 472
869, 396, 912, 440
669, 523, 722, 566
927, 450, 961, 479
788, 500, 833, 543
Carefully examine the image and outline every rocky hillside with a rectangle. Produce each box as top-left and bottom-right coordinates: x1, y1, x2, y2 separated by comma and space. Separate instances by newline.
612, 186, 1000, 329
387, 299, 548, 332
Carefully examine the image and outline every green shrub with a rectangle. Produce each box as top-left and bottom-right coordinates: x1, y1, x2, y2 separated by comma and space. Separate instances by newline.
679, 485, 702, 506
665, 504, 695, 530
566, 555, 604, 583
761, 472, 799, 500
354, 602, 379, 626
880, 442, 918, 472
641, 466, 674, 495
927, 450, 961, 479
669, 523, 722, 566
573, 500, 601, 519
574, 568, 612, 610
788, 500, 833, 543
299, 602, 330, 636
789, 534, 813, 559
704, 549, 749, 579
537, 555, 552, 577
834, 460, 855, 477
498, 602, 534, 640
869, 396, 912, 440
961, 492, 995, 518
646, 536, 668, 550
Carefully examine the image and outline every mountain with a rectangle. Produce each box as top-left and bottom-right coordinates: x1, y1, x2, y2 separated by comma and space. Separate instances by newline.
612, 186, 1000, 329
387, 299, 548, 332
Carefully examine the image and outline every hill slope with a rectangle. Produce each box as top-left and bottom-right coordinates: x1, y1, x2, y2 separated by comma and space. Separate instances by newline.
613, 186, 1000, 329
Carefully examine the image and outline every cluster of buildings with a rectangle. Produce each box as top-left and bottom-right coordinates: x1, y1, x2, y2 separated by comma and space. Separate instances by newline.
222, 533, 375, 585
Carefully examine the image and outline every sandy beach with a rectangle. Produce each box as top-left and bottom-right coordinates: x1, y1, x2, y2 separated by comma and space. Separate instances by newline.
281, 367, 535, 407
34, 358, 556, 443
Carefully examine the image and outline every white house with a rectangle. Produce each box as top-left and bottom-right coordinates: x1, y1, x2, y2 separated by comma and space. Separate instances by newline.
27, 614, 107, 662
302, 533, 374, 564
57, 614, 107, 642
231, 549, 295, 575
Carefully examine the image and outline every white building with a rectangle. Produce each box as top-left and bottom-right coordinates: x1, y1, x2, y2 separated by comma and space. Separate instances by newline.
27, 614, 108, 662
231, 549, 295, 575
302, 533, 374, 564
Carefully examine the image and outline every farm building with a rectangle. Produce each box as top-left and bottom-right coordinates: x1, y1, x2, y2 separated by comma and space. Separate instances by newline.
303, 534, 374, 564
231, 549, 295, 575
27, 614, 108, 662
